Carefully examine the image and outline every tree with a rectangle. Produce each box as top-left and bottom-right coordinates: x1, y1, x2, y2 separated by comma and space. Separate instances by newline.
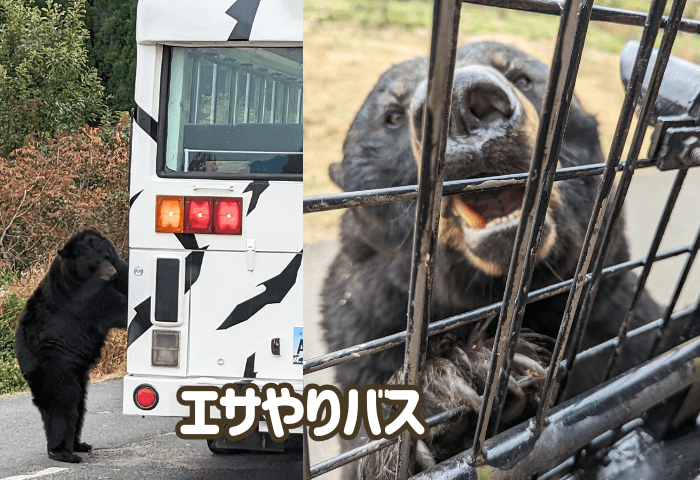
85, 0, 137, 112
0, 0, 106, 155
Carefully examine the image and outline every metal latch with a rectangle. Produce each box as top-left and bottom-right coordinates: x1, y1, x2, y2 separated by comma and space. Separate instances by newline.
246, 239, 256, 271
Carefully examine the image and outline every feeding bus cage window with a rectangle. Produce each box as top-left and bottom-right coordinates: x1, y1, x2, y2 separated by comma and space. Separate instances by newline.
302, 0, 700, 478
158, 46, 303, 180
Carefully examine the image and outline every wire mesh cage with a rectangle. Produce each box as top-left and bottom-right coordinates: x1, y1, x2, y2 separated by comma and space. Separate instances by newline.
303, 0, 700, 478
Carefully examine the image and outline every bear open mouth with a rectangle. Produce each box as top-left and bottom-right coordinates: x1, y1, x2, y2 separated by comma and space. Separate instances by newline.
452, 187, 525, 229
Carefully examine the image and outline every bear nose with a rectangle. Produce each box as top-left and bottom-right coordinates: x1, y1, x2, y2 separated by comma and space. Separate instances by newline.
450, 66, 515, 136
412, 65, 516, 140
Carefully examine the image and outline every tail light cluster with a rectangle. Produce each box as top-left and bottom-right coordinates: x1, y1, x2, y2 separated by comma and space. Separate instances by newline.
155, 195, 242, 235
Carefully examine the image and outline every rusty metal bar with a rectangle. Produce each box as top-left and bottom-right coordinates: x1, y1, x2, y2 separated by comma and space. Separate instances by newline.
470, 0, 596, 456
308, 405, 469, 478
396, 0, 462, 478
649, 223, 700, 359
303, 243, 692, 375
412, 336, 700, 480
302, 160, 656, 214
463, 0, 700, 34
604, 168, 687, 380
559, 0, 687, 402
488, 0, 598, 435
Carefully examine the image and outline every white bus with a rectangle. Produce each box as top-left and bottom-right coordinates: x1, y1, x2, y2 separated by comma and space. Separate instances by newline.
122, 0, 303, 452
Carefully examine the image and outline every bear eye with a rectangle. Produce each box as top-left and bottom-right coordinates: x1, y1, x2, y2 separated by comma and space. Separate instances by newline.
385, 111, 405, 128
513, 75, 532, 91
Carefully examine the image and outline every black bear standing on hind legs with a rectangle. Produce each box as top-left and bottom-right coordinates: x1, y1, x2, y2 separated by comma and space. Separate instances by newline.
321, 42, 679, 477
15, 228, 128, 463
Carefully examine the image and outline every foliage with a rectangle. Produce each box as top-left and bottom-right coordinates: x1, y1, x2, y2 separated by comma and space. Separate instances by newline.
0, 119, 130, 272
85, 0, 138, 112
0, 0, 106, 155
0, 294, 28, 395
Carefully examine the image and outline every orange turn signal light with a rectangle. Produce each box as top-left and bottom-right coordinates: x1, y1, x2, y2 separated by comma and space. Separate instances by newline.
156, 196, 184, 233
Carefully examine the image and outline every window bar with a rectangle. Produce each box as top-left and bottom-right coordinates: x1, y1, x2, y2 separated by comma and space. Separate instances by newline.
302, 160, 655, 214
648, 222, 700, 359
470, 0, 593, 456
412, 336, 700, 479
223, 66, 233, 124
303, 243, 691, 375
260, 74, 268, 123
270, 78, 277, 123
558, 0, 686, 400
243, 70, 251, 124
604, 168, 688, 380
284, 82, 291, 123
488, 0, 597, 436
310, 404, 469, 478
462, 0, 700, 34
229, 67, 239, 125
394, 0, 462, 478
189, 56, 201, 124
256, 73, 264, 122
210, 63, 218, 124
296, 86, 302, 124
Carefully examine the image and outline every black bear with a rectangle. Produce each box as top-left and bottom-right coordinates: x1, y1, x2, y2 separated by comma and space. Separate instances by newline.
321, 42, 670, 476
15, 228, 128, 463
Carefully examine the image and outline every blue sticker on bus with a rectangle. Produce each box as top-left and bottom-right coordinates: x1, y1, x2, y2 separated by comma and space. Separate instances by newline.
293, 327, 303, 364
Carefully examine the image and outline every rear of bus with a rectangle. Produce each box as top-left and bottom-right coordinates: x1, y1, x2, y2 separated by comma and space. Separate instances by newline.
122, 0, 303, 442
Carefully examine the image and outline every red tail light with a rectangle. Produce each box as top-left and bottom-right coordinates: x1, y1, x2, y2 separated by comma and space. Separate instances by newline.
184, 197, 213, 233
156, 195, 242, 235
134, 384, 158, 410
214, 198, 243, 235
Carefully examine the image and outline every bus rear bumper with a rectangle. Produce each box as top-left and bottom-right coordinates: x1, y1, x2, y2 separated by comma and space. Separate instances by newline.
122, 374, 303, 434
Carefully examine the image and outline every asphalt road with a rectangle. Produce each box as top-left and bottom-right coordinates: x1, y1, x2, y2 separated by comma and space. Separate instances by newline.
0, 378, 301, 480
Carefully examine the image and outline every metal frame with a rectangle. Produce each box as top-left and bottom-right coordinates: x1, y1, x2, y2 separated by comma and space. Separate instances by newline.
303, 0, 700, 477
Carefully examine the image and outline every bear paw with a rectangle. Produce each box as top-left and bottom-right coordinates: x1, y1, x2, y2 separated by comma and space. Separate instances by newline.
48, 448, 82, 463
74, 441, 92, 452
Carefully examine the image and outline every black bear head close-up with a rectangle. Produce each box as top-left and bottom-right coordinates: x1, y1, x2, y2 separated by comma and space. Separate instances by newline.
330, 41, 611, 289
57, 228, 122, 283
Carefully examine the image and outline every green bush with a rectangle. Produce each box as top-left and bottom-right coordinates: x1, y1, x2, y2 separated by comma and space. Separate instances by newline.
0, 294, 28, 395
0, 0, 106, 155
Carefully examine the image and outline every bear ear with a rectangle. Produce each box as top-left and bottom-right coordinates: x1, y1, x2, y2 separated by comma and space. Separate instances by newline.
57, 248, 68, 258
329, 162, 345, 190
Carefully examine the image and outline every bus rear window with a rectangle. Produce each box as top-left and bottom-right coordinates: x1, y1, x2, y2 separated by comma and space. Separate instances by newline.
162, 47, 302, 178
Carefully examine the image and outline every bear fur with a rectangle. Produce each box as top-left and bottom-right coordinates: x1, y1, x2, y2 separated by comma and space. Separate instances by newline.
15, 228, 128, 463
320, 42, 672, 477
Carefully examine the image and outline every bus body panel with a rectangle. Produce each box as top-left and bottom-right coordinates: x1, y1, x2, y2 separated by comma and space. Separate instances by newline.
136, 0, 302, 45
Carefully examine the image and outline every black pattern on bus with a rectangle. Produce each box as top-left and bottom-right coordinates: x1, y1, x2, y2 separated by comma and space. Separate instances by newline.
243, 180, 269, 216
127, 297, 152, 346
243, 353, 257, 378
217, 252, 302, 330
133, 103, 158, 142
175, 233, 209, 293
226, 0, 261, 41
129, 189, 143, 209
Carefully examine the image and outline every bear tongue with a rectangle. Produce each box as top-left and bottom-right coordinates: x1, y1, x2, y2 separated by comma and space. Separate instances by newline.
453, 199, 486, 229
454, 187, 525, 229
